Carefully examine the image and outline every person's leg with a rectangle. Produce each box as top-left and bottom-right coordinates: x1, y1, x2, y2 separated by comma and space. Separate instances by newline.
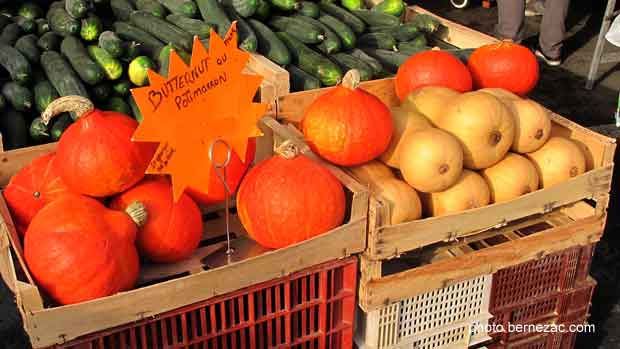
496, 0, 526, 42
538, 0, 571, 62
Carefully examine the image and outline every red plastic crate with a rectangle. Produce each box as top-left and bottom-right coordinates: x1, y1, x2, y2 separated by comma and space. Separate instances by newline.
47, 257, 357, 349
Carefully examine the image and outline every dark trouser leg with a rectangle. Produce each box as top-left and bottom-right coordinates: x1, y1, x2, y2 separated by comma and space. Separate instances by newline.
539, 0, 571, 58
496, 0, 526, 42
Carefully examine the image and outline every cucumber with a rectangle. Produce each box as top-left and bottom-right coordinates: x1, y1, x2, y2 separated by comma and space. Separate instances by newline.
225, 9, 257, 52
253, 0, 270, 20
80, 15, 103, 41
130, 11, 193, 51
37, 31, 61, 51
136, 0, 167, 17
98, 30, 124, 57
65, 0, 91, 19
372, 0, 404, 17
122, 41, 141, 62
18, 3, 44, 20
0, 15, 10, 32
410, 14, 440, 33
318, 2, 365, 34
330, 52, 373, 81
88, 45, 123, 80
0, 94, 5, 109
158, 43, 191, 76
91, 82, 111, 102
50, 2, 66, 11
113, 79, 131, 96
297, 1, 319, 17
351, 9, 400, 27
159, 0, 198, 17
196, 0, 232, 37
47, 7, 80, 37
2, 82, 33, 111
0, 23, 22, 45
287, 64, 320, 91
358, 32, 398, 51
166, 14, 212, 38
14, 34, 40, 64
111, 0, 135, 21
34, 80, 59, 113
36, 19, 50, 35
12, 16, 36, 34
29, 117, 50, 143
128, 56, 155, 86
105, 96, 131, 115
128, 95, 143, 123
247, 19, 290, 65
295, 15, 340, 54
361, 48, 407, 73
0, 109, 28, 150
113, 22, 165, 58
268, 0, 299, 11
222, 0, 257, 18
276, 31, 342, 86
61, 36, 105, 85
0, 44, 31, 84
340, 0, 362, 11
50, 113, 72, 141
40, 51, 89, 103
318, 13, 354, 49
372, 22, 421, 42
269, 16, 324, 44
397, 34, 427, 52
348, 48, 383, 75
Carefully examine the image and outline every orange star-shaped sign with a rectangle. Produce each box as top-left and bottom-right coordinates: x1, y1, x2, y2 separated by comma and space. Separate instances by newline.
131, 23, 268, 201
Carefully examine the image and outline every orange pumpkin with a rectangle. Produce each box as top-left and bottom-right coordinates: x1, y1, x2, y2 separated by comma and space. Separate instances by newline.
395, 50, 472, 101
42, 96, 156, 197
24, 193, 142, 305
237, 151, 345, 249
186, 139, 256, 206
468, 42, 539, 96
110, 177, 203, 263
4, 153, 72, 236
302, 70, 393, 166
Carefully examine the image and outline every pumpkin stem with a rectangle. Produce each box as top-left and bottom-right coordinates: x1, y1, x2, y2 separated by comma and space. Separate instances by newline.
275, 140, 300, 159
341, 69, 361, 90
41, 96, 95, 126
126, 201, 148, 227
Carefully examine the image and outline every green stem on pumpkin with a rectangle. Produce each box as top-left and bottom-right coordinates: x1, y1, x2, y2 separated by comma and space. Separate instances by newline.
41, 96, 95, 126
341, 69, 361, 90
125, 201, 148, 227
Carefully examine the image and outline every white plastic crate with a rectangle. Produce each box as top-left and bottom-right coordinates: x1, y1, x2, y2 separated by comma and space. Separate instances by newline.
355, 275, 493, 349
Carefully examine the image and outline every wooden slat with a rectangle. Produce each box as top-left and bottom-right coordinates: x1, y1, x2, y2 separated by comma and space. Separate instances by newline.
0, 143, 57, 186
248, 54, 290, 101
0, 219, 16, 293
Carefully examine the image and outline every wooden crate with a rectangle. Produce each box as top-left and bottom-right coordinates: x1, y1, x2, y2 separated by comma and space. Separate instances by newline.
0, 117, 367, 348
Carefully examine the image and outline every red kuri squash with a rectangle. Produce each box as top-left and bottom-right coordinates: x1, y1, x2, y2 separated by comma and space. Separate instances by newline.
237, 148, 346, 249
302, 69, 393, 166
111, 176, 203, 263
395, 50, 472, 101
41, 96, 156, 197
24, 193, 143, 305
4, 152, 72, 236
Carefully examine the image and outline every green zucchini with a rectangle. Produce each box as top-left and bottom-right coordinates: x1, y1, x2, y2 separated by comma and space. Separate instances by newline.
196, 0, 232, 37
0, 15, 10, 32
225, 9, 257, 52
47, 8, 80, 37
122, 41, 141, 61
111, 0, 135, 21
358, 32, 398, 51
128, 56, 155, 86
372, 0, 404, 17
40, 51, 89, 103
2, 82, 33, 111
18, 3, 44, 20
318, 2, 365, 34
351, 9, 400, 27
0, 23, 22, 45
128, 95, 143, 122
397, 34, 427, 52
159, 0, 198, 17
91, 82, 111, 102
113, 22, 165, 58
253, 0, 270, 20
36, 19, 50, 35
340, 0, 362, 11
397, 43, 427, 57
268, 0, 299, 11
158, 43, 173, 76
105, 96, 131, 114
318, 13, 355, 49
14, 35, 40, 64
372, 22, 421, 42
0, 109, 28, 150
330, 52, 373, 81
166, 14, 212, 38
130, 11, 193, 51
348, 47, 383, 75
269, 16, 324, 44
12, 16, 36, 34
410, 14, 440, 33
50, 113, 72, 141
88, 45, 123, 80
113, 79, 131, 96
98, 30, 124, 57
361, 48, 407, 73
81, 15, 103, 41
34, 80, 59, 113
276, 31, 342, 86
50, 1, 66, 11
0, 44, 31, 84
0, 94, 5, 110
136, 0, 167, 17
222, 0, 257, 18
37, 31, 61, 51
61, 36, 106, 85
297, 1, 319, 17
287, 64, 320, 92
29, 117, 50, 143
247, 19, 290, 65
295, 15, 340, 54
65, 0, 91, 19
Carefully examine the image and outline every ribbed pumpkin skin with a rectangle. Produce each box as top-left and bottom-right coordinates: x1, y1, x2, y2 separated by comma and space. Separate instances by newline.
24, 194, 139, 305
56, 110, 157, 197
302, 85, 393, 166
237, 155, 346, 249
468, 42, 539, 96
4, 153, 72, 236
111, 177, 203, 263
186, 139, 256, 206
395, 50, 472, 101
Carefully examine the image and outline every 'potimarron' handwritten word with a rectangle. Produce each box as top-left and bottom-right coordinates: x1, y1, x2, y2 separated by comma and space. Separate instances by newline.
175, 72, 227, 110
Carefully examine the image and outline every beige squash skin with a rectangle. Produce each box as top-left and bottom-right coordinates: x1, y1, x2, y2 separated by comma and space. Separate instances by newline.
374, 178, 422, 224
379, 107, 432, 168
481, 153, 540, 203
348, 160, 395, 188
438, 91, 516, 170
399, 128, 464, 193
526, 137, 586, 188
478, 88, 521, 101
509, 99, 552, 153
420, 170, 491, 217
401, 86, 461, 126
